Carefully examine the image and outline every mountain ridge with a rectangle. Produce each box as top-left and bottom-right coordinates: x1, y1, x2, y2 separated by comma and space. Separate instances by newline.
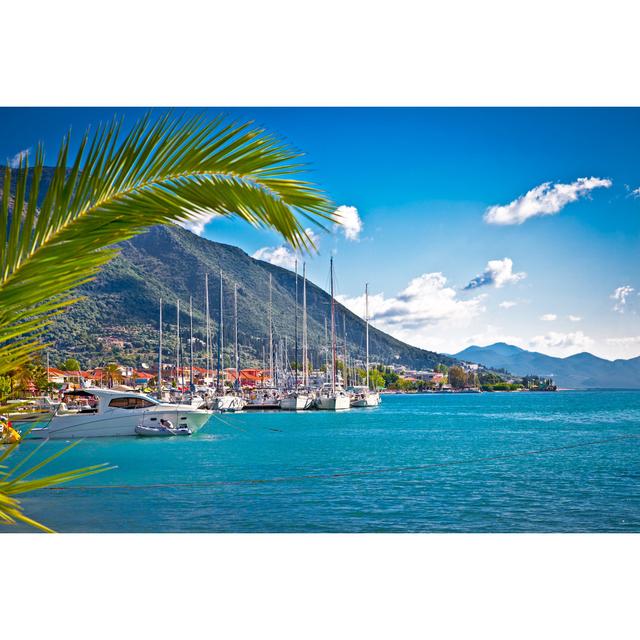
455, 342, 640, 389
43, 224, 463, 371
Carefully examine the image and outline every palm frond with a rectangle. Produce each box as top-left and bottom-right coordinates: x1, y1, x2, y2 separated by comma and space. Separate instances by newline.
0, 112, 335, 374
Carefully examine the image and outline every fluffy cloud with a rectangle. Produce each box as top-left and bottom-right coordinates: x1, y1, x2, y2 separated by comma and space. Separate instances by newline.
9, 148, 30, 169
465, 258, 526, 290
178, 211, 219, 236
499, 301, 517, 309
540, 313, 557, 321
304, 227, 321, 248
252, 246, 297, 269
611, 285, 634, 313
334, 205, 362, 241
484, 177, 612, 225
568, 315, 582, 322
529, 331, 594, 353
606, 336, 640, 345
252, 228, 321, 270
630, 187, 640, 199
337, 272, 485, 347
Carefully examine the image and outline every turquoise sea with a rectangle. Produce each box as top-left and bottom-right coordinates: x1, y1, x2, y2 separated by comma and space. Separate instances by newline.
7, 390, 640, 533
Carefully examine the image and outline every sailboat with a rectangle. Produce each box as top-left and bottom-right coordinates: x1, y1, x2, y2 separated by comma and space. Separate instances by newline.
315, 258, 351, 411
281, 261, 312, 410
212, 271, 244, 412
351, 283, 381, 408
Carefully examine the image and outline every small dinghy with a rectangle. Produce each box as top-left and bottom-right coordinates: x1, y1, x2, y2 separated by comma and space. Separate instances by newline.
135, 418, 192, 438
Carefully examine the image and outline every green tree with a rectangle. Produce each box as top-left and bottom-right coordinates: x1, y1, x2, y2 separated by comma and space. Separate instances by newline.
448, 366, 467, 389
368, 368, 385, 390
61, 358, 81, 371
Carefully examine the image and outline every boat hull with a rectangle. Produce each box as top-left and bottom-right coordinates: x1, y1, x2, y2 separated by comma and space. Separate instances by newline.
315, 395, 351, 411
213, 396, 245, 412
280, 395, 312, 411
351, 393, 381, 408
24, 406, 211, 439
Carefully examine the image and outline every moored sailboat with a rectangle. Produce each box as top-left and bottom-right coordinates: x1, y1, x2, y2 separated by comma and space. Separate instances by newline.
351, 283, 381, 408
315, 258, 351, 411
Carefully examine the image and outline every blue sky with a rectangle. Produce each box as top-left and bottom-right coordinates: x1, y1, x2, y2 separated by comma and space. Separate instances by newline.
2, 107, 639, 360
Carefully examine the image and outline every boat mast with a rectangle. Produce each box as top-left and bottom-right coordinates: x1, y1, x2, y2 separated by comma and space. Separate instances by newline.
176, 298, 181, 390
234, 282, 239, 390
205, 274, 211, 385
302, 262, 308, 388
158, 297, 163, 396
365, 283, 370, 390
217, 270, 223, 392
343, 313, 348, 387
330, 257, 336, 394
189, 296, 194, 390
269, 273, 273, 388
294, 260, 299, 390
324, 316, 329, 383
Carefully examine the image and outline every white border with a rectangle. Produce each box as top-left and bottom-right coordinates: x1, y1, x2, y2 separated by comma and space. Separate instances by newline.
3, 0, 640, 106
3, 1, 639, 636
5, 534, 639, 639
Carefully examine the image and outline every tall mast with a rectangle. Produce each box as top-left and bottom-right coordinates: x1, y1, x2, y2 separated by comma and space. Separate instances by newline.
302, 262, 308, 387
217, 270, 223, 392
205, 274, 210, 385
234, 282, 239, 390
176, 298, 181, 389
158, 297, 163, 396
324, 316, 329, 383
330, 257, 336, 393
294, 260, 299, 390
365, 283, 370, 390
189, 296, 194, 389
343, 314, 348, 387
269, 274, 273, 387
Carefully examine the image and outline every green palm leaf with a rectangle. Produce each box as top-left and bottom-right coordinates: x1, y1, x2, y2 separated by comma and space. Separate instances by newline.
0, 112, 334, 374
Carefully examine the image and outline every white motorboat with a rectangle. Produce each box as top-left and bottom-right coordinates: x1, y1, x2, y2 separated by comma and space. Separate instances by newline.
135, 418, 192, 437
280, 392, 312, 411
18, 388, 211, 439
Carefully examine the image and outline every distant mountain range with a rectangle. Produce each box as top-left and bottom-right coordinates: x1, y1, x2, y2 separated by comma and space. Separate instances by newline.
455, 342, 640, 389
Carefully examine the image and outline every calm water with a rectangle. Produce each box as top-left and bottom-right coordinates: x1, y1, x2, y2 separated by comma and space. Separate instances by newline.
7, 391, 640, 532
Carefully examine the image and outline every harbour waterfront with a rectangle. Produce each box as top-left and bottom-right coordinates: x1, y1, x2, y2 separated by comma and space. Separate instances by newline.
8, 390, 640, 533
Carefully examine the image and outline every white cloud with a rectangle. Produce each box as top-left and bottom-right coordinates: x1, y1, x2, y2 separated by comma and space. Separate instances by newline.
9, 148, 30, 169
178, 211, 220, 236
252, 246, 298, 269
529, 331, 594, 354
568, 315, 582, 322
611, 285, 634, 313
484, 177, 612, 225
540, 313, 557, 321
465, 258, 526, 290
337, 272, 485, 349
334, 205, 362, 241
251, 228, 322, 270
606, 336, 640, 345
499, 301, 517, 309
630, 187, 640, 199
304, 227, 321, 248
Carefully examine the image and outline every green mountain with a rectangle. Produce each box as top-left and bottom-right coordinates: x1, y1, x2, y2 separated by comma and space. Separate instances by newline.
43, 223, 460, 372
